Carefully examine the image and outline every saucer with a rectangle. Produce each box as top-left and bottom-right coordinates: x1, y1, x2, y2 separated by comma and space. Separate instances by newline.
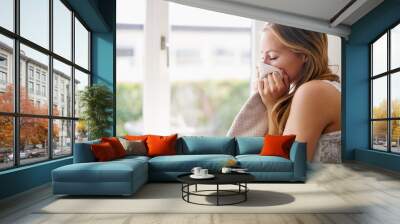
190, 174, 215, 179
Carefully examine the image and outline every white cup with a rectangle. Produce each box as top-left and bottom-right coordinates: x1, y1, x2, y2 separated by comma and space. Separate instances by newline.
191, 167, 202, 176
199, 169, 208, 176
221, 167, 232, 174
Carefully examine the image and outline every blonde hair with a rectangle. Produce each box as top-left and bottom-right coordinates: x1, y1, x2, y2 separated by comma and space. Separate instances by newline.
263, 23, 340, 134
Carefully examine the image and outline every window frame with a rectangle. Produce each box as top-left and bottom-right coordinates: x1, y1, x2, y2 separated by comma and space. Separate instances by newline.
0, 0, 92, 171
369, 20, 400, 154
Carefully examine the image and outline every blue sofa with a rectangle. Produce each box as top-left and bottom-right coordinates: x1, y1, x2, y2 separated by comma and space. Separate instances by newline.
52, 136, 306, 196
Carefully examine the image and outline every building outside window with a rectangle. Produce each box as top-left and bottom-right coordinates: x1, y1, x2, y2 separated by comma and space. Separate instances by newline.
0, 71, 6, 85
0, 0, 91, 170
41, 85, 46, 97
28, 66, 34, 80
41, 73, 46, 83
28, 81, 34, 94
0, 54, 7, 67
0, 54, 7, 89
36, 83, 40, 95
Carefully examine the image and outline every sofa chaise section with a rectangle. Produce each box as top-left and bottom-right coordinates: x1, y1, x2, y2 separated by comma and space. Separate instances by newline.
52, 142, 149, 196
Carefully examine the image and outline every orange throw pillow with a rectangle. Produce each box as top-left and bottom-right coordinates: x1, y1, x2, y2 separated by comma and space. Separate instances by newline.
259, 134, 296, 159
146, 134, 178, 157
101, 137, 127, 158
91, 142, 117, 161
124, 135, 148, 141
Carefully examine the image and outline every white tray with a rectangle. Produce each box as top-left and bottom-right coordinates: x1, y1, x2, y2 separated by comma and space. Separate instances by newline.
190, 174, 215, 179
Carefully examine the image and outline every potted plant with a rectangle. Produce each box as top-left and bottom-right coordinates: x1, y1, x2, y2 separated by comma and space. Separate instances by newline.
79, 84, 113, 140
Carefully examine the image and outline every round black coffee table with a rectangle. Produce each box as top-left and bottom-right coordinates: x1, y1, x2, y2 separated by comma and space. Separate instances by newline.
177, 172, 255, 206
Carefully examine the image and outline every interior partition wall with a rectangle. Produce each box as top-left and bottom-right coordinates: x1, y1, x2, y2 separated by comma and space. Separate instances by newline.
0, 0, 91, 172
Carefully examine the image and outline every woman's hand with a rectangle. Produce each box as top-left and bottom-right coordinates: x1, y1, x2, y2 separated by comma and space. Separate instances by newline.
256, 66, 290, 108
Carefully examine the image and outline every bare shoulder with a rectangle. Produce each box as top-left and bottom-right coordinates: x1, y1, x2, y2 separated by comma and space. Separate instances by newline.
293, 80, 339, 103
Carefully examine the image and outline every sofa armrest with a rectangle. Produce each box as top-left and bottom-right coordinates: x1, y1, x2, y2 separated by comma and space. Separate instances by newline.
289, 141, 307, 181
73, 140, 100, 163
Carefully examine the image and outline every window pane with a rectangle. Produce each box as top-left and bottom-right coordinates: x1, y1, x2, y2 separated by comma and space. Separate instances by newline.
53, 0, 72, 60
116, 0, 145, 135
20, 0, 49, 49
20, 44, 49, 115
75, 120, 88, 143
372, 33, 387, 76
0, 34, 14, 112
169, 2, 252, 135
0, 116, 13, 170
53, 59, 72, 117
372, 121, 388, 151
391, 120, 400, 153
75, 18, 89, 70
372, 76, 387, 119
0, 0, 14, 31
391, 24, 400, 70
391, 72, 400, 118
53, 119, 72, 157
20, 117, 49, 165
74, 69, 89, 118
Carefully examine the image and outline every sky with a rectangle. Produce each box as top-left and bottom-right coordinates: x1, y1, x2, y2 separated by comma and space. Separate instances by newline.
0, 0, 88, 70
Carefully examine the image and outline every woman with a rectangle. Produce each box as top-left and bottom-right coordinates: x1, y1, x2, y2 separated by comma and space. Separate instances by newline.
254, 23, 341, 163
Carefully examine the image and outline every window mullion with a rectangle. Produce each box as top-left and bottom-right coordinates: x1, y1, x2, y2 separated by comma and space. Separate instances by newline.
49, 0, 54, 160
71, 10, 76, 152
370, 45, 373, 149
13, 0, 21, 166
387, 30, 391, 152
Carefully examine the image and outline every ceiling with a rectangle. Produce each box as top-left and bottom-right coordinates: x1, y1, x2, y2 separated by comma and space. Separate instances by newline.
166, 0, 384, 38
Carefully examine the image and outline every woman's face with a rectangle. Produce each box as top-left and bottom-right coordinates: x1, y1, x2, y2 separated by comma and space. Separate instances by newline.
261, 29, 306, 84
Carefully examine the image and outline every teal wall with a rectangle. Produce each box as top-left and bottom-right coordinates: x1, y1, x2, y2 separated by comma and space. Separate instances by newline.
0, 0, 116, 200
344, 0, 400, 170
0, 158, 72, 199
91, 0, 116, 135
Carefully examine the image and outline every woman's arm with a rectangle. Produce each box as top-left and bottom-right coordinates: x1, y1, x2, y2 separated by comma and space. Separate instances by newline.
266, 107, 280, 135
283, 81, 335, 161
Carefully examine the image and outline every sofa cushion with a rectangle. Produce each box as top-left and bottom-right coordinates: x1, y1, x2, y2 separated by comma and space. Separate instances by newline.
73, 139, 101, 163
119, 138, 147, 156
91, 142, 118, 161
52, 158, 147, 183
147, 134, 178, 157
235, 137, 264, 155
236, 155, 293, 172
148, 154, 235, 172
177, 136, 236, 155
101, 137, 127, 158
260, 134, 296, 159
124, 135, 149, 141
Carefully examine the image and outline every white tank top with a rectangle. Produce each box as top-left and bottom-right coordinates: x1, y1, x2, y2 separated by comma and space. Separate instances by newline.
312, 80, 342, 163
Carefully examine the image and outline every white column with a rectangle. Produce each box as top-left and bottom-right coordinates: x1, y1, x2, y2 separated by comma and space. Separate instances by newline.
250, 20, 265, 95
327, 35, 342, 81
143, 0, 170, 135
